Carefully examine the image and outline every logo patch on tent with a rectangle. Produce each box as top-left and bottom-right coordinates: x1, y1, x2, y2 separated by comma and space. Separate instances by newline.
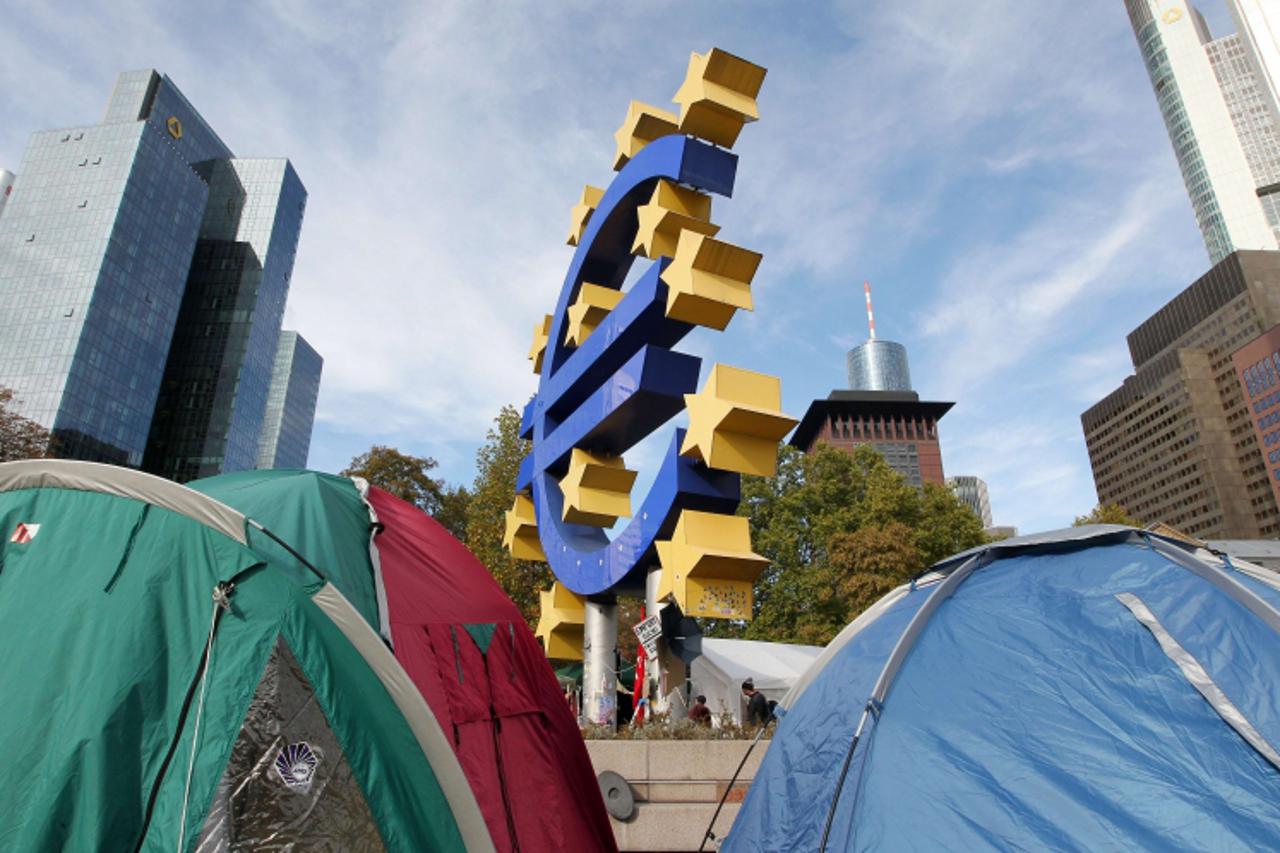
274, 742, 318, 789
9, 523, 39, 544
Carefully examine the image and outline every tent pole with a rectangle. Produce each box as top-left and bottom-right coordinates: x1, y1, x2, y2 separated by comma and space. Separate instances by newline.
583, 598, 618, 729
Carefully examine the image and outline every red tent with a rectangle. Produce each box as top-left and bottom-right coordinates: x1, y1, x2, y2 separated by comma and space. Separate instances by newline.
368, 487, 617, 853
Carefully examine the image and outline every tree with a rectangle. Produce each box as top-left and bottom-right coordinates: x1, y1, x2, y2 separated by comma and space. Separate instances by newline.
434, 484, 471, 541
0, 387, 51, 462
1073, 503, 1142, 527
464, 404, 552, 627
734, 442, 988, 645
341, 445, 445, 514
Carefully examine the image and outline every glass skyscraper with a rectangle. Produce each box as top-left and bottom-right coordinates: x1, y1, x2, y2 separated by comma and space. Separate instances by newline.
256, 331, 323, 470
0, 69, 319, 478
1125, 0, 1280, 263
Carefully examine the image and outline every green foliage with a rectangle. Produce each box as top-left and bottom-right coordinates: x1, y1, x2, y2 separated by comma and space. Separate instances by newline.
341, 445, 444, 512
0, 387, 51, 462
434, 484, 472, 541
463, 404, 552, 627
733, 442, 987, 646
1073, 503, 1142, 527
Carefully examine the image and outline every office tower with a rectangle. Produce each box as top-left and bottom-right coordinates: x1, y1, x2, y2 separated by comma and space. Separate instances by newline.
0, 170, 14, 218
256, 331, 323, 470
1081, 250, 1280, 538
1124, 0, 1280, 262
794, 285, 952, 487
947, 476, 994, 528
143, 158, 306, 481
0, 70, 318, 475
1231, 324, 1280, 513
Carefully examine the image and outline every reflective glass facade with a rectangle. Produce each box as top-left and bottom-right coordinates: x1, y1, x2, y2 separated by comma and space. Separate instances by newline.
256, 331, 323, 470
0, 70, 316, 476
144, 160, 306, 481
1125, 0, 1280, 263
847, 339, 913, 392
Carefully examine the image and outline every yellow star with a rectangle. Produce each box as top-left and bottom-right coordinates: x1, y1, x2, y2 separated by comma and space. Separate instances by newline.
655, 510, 768, 620
631, 180, 720, 260
659, 231, 761, 330
681, 364, 798, 477
672, 48, 766, 149
503, 494, 546, 561
559, 448, 637, 527
567, 185, 605, 246
565, 284, 624, 347
528, 314, 552, 374
536, 583, 586, 660
613, 101, 679, 171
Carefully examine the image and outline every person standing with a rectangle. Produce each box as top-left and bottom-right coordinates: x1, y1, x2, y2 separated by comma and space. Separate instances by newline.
742, 679, 770, 727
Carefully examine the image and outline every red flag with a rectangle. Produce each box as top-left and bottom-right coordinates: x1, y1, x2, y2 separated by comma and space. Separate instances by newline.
633, 605, 647, 725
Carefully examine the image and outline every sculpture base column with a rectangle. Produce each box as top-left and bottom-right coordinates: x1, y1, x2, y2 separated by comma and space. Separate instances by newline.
583, 598, 618, 728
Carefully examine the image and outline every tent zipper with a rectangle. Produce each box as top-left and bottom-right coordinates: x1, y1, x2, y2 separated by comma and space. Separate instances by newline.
481, 650, 521, 852
132, 581, 235, 853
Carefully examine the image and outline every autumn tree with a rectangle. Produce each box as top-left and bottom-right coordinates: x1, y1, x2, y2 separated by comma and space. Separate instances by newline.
464, 404, 552, 627
0, 387, 51, 462
1073, 503, 1142, 527
735, 442, 987, 645
342, 445, 445, 510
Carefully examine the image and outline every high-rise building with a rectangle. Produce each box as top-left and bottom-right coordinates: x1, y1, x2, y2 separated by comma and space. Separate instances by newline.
0, 70, 318, 476
1081, 250, 1280, 538
0, 170, 14, 218
143, 158, 306, 482
1230, 323, 1280, 511
794, 289, 952, 487
1124, 0, 1280, 262
947, 475, 993, 528
256, 331, 323, 470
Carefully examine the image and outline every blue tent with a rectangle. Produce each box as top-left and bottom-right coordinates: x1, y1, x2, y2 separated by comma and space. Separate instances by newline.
726, 526, 1280, 851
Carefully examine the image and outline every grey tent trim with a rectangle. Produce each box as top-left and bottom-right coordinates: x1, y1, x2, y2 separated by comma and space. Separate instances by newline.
783, 580, 921, 711
311, 584, 495, 853
1116, 592, 1280, 772
348, 476, 393, 647
1144, 536, 1280, 636
0, 459, 247, 544
868, 555, 982, 706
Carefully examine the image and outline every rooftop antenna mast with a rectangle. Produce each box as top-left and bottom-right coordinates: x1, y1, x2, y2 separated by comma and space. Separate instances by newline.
864, 280, 876, 340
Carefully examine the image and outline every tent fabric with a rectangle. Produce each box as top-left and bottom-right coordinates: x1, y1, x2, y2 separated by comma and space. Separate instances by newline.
192, 469, 383, 631
727, 526, 1280, 852
0, 461, 491, 853
690, 638, 822, 723
0, 457, 248, 543
366, 486, 617, 853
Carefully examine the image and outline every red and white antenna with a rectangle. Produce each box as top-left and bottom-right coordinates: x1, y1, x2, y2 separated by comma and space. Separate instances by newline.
864, 280, 876, 340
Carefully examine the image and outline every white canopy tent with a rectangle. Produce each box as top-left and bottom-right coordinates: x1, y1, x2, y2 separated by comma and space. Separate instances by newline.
690, 638, 823, 724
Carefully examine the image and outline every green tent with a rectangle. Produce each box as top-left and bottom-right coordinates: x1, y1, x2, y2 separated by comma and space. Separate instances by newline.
0, 460, 494, 852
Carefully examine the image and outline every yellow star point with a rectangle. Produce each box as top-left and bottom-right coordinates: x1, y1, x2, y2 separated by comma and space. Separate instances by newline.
567, 185, 605, 246
559, 448, 638, 527
503, 494, 546, 561
613, 101, 679, 171
681, 364, 798, 477
654, 510, 768, 620
672, 48, 766, 149
659, 231, 761, 330
631, 180, 720, 260
565, 283, 624, 347
536, 582, 586, 660
528, 314, 552, 374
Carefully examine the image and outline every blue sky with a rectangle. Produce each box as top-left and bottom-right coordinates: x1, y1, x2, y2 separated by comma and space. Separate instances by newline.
0, 1, 1241, 533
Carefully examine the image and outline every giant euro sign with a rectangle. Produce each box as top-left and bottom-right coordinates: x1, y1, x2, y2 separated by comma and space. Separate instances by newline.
507, 49, 796, 623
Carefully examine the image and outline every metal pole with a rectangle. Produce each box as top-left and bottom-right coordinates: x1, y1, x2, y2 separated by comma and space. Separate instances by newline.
583, 598, 618, 728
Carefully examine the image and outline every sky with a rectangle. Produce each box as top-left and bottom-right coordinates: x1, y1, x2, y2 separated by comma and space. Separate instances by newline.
0, 0, 1243, 534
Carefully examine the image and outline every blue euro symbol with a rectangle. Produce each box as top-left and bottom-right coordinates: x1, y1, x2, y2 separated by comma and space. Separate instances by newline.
518, 135, 743, 596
